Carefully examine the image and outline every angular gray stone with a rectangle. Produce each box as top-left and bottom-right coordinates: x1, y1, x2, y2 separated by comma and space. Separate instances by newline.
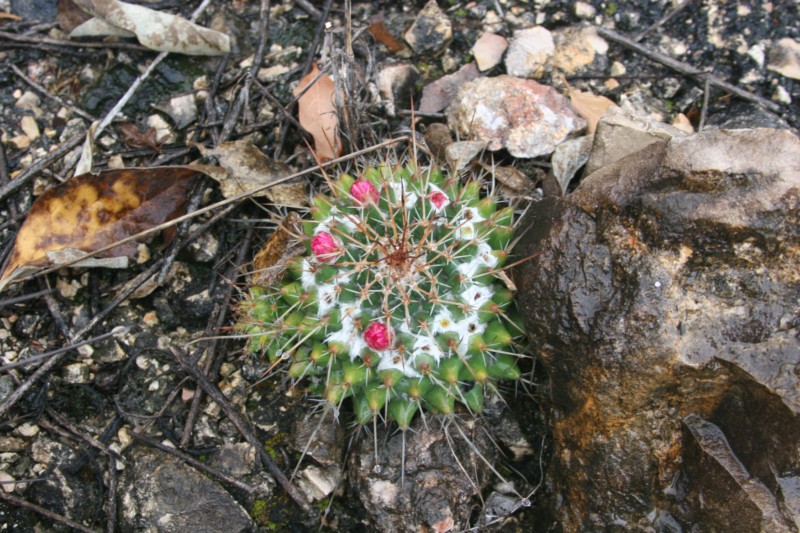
120, 448, 253, 533
446, 76, 586, 158
403, 0, 452, 55
583, 106, 687, 176
515, 128, 800, 531
504, 26, 554, 79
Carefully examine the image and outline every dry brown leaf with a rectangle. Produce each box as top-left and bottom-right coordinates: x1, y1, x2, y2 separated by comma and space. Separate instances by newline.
57, 0, 92, 33
118, 122, 162, 153
0, 167, 202, 291
249, 212, 305, 286
294, 64, 342, 162
70, 0, 230, 56
567, 87, 617, 134
367, 18, 406, 53
193, 140, 307, 206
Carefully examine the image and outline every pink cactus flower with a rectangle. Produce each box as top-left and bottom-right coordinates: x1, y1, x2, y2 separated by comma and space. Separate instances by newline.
311, 231, 340, 263
364, 322, 392, 351
350, 179, 379, 204
429, 190, 449, 210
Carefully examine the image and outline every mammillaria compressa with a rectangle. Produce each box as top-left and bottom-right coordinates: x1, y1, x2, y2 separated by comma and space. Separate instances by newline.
238, 163, 525, 429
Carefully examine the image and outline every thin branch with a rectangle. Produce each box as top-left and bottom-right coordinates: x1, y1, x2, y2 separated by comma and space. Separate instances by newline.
10, 63, 96, 122
0, 491, 100, 533
595, 26, 783, 114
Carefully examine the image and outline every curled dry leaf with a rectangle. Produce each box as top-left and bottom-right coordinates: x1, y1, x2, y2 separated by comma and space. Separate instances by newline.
0, 167, 203, 292
294, 64, 342, 162
193, 140, 307, 206
249, 212, 305, 286
566, 86, 617, 134
70, 0, 230, 56
367, 18, 406, 54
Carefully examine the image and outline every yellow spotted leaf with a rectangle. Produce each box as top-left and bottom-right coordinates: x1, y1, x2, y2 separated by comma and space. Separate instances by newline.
0, 167, 202, 290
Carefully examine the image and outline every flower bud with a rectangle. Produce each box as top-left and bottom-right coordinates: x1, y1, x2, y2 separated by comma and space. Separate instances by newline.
364, 321, 392, 351
429, 190, 449, 210
311, 232, 340, 263
350, 179, 379, 204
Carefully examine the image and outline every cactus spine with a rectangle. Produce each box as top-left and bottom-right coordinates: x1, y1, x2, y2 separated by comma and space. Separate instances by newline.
239, 163, 524, 429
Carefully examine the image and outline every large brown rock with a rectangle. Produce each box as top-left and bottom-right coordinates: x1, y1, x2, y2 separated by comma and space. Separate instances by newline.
514, 128, 800, 531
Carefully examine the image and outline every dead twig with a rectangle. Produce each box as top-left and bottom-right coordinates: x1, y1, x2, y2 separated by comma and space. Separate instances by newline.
0, 327, 128, 373
0, 491, 100, 533
10, 64, 97, 123
0, 29, 147, 52
170, 346, 315, 516
180, 224, 253, 448
633, 0, 695, 42
595, 26, 783, 114
0, 133, 83, 203
219, 0, 271, 144
131, 432, 262, 495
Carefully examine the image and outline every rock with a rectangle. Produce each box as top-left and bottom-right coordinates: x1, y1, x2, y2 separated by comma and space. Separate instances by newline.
445, 140, 485, 170
504, 26, 554, 78
419, 62, 480, 114
705, 101, 794, 131
14, 91, 42, 116
207, 443, 256, 478
514, 127, 800, 531
446, 75, 586, 158
163, 93, 197, 129
423, 122, 452, 161
296, 464, 338, 501
403, 0, 452, 55
120, 447, 253, 532
767, 38, 800, 80
146, 114, 175, 144
471, 32, 508, 71
574, 1, 596, 19
19, 116, 40, 141
583, 106, 687, 176
349, 416, 496, 532
378, 63, 419, 116
551, 135, 593, 194
551, 26, 608, 75
62, 362, 90, 384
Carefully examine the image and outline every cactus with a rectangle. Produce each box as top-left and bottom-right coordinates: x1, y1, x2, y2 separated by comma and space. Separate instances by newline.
238, 163, 525, 430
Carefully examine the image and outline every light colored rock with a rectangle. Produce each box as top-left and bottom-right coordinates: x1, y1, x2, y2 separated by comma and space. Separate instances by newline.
404, 0, 452, 55
610, 60, 627, 77
257, 64, 291, 82
0, 471, 15, 493
768, 38, 800, 80
146, 114, 175, 144
552, 26, 608, 75
671, 113, 695, 133
61, 363, 89, 385
504, 26, 554, 78
164, 93, 197, 129
14, 91, 42, 115
446, 75, 586, 158
574, 1, 596, 19
552, 135, 593, 194
773, 85, 792, 104
297, 464, 338, 501
9, 135, 30, 150
20, 116, 40, 140
584, 107, 687, 176
471, 32, 508, 71
445, 140, 486, 170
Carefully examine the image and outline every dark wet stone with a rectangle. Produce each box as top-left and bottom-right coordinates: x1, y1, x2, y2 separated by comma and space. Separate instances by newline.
348, 415, 497, 532
514, 127, 800, 531
403, 0, 453, 55
119, 447, 253, 533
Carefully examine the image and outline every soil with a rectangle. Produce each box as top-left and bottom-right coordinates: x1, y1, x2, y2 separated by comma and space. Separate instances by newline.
0, 0, 798, 531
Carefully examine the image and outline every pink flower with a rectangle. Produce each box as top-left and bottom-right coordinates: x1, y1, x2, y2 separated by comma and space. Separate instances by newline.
429, 191, 449, 210
350, 179, 379, 204
311, 232, 340, 263
364, 322, 392, 351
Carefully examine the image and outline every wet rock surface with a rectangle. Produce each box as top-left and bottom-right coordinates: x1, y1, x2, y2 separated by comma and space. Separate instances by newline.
515, 125, 800, 531
120, 448, 254, 532
348, 415, 497, 532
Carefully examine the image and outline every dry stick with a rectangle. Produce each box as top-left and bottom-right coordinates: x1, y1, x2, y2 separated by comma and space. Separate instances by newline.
0, 492, 100, 533
595, 27, 783, 114
699, 77, 711, 131
180, 224, 254, 449
131, 432, 261, 495
0, 133, 83, 203
105, 461, 118, 533
10, 64, 97, 122
219, 0, 270, 143
170, 346, 314, 515
0, 327, 128, 373
45, 408, 124, 463
0, 29, 147, 52
633, 0, 695, 42
273, 0, 335, 159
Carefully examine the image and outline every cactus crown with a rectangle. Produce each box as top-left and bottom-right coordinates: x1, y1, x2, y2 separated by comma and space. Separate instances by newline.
239, 163, 524, 429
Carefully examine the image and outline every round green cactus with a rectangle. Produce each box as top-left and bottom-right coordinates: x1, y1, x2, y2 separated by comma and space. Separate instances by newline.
238, 163, 525, 429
